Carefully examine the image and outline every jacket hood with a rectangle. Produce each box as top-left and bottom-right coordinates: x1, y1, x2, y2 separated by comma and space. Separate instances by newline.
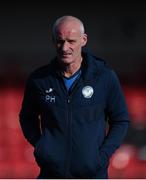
81, 49, 110, 81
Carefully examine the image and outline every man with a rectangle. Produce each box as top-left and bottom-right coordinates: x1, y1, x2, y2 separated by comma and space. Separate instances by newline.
19, 15, 129, 179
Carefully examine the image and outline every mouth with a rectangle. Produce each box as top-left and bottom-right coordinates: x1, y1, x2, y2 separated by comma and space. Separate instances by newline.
61, 53, 72, 58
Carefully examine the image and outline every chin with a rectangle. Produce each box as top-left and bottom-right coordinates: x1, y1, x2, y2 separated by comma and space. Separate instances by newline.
61, 58, 73, 64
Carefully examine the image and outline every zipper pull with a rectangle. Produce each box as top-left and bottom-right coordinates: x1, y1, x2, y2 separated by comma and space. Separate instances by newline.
67, 99, 70, 103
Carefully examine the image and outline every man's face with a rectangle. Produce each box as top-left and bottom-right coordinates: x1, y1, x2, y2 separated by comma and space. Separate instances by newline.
53, 21, 87, 65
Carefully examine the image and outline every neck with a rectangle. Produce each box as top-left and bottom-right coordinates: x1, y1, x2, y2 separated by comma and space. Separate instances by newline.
60, 57, 82, 78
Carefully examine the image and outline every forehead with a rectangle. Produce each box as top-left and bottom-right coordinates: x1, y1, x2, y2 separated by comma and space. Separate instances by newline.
56, 21, 81, 38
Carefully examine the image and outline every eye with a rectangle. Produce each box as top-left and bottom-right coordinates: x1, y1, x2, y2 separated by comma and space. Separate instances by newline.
68, 40, 76, 44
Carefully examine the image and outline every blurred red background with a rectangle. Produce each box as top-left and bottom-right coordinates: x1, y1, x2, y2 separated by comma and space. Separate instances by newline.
0, 84, 146, 178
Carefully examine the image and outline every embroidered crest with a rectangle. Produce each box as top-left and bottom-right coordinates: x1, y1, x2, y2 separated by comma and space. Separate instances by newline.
82, 86, 94, 98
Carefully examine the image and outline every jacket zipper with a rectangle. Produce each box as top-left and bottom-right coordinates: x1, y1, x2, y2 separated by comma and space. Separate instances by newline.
64, 96, 72, 177
61, 78, 81, 177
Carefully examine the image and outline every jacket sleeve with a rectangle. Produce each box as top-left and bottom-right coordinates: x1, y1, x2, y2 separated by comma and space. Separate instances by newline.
19, 76, 41, 147
98, 70, 130, 167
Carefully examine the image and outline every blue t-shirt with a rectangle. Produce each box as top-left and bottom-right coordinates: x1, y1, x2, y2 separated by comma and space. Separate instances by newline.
62, 69, 81, 91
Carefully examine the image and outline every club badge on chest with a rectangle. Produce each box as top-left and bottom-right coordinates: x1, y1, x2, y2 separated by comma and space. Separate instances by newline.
82, 86, 94, 98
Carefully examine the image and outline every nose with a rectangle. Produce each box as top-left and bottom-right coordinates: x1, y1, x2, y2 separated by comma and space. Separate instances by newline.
62, 41, 69, 51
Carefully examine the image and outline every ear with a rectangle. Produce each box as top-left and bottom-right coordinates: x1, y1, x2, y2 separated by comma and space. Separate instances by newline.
81, 33, 88, 46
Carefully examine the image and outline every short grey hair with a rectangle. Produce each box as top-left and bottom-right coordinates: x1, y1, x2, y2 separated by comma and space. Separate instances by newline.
52, 15, 85, 38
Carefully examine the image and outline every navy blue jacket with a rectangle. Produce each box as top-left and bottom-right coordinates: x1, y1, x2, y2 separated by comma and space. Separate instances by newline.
19, 51, 129, 178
